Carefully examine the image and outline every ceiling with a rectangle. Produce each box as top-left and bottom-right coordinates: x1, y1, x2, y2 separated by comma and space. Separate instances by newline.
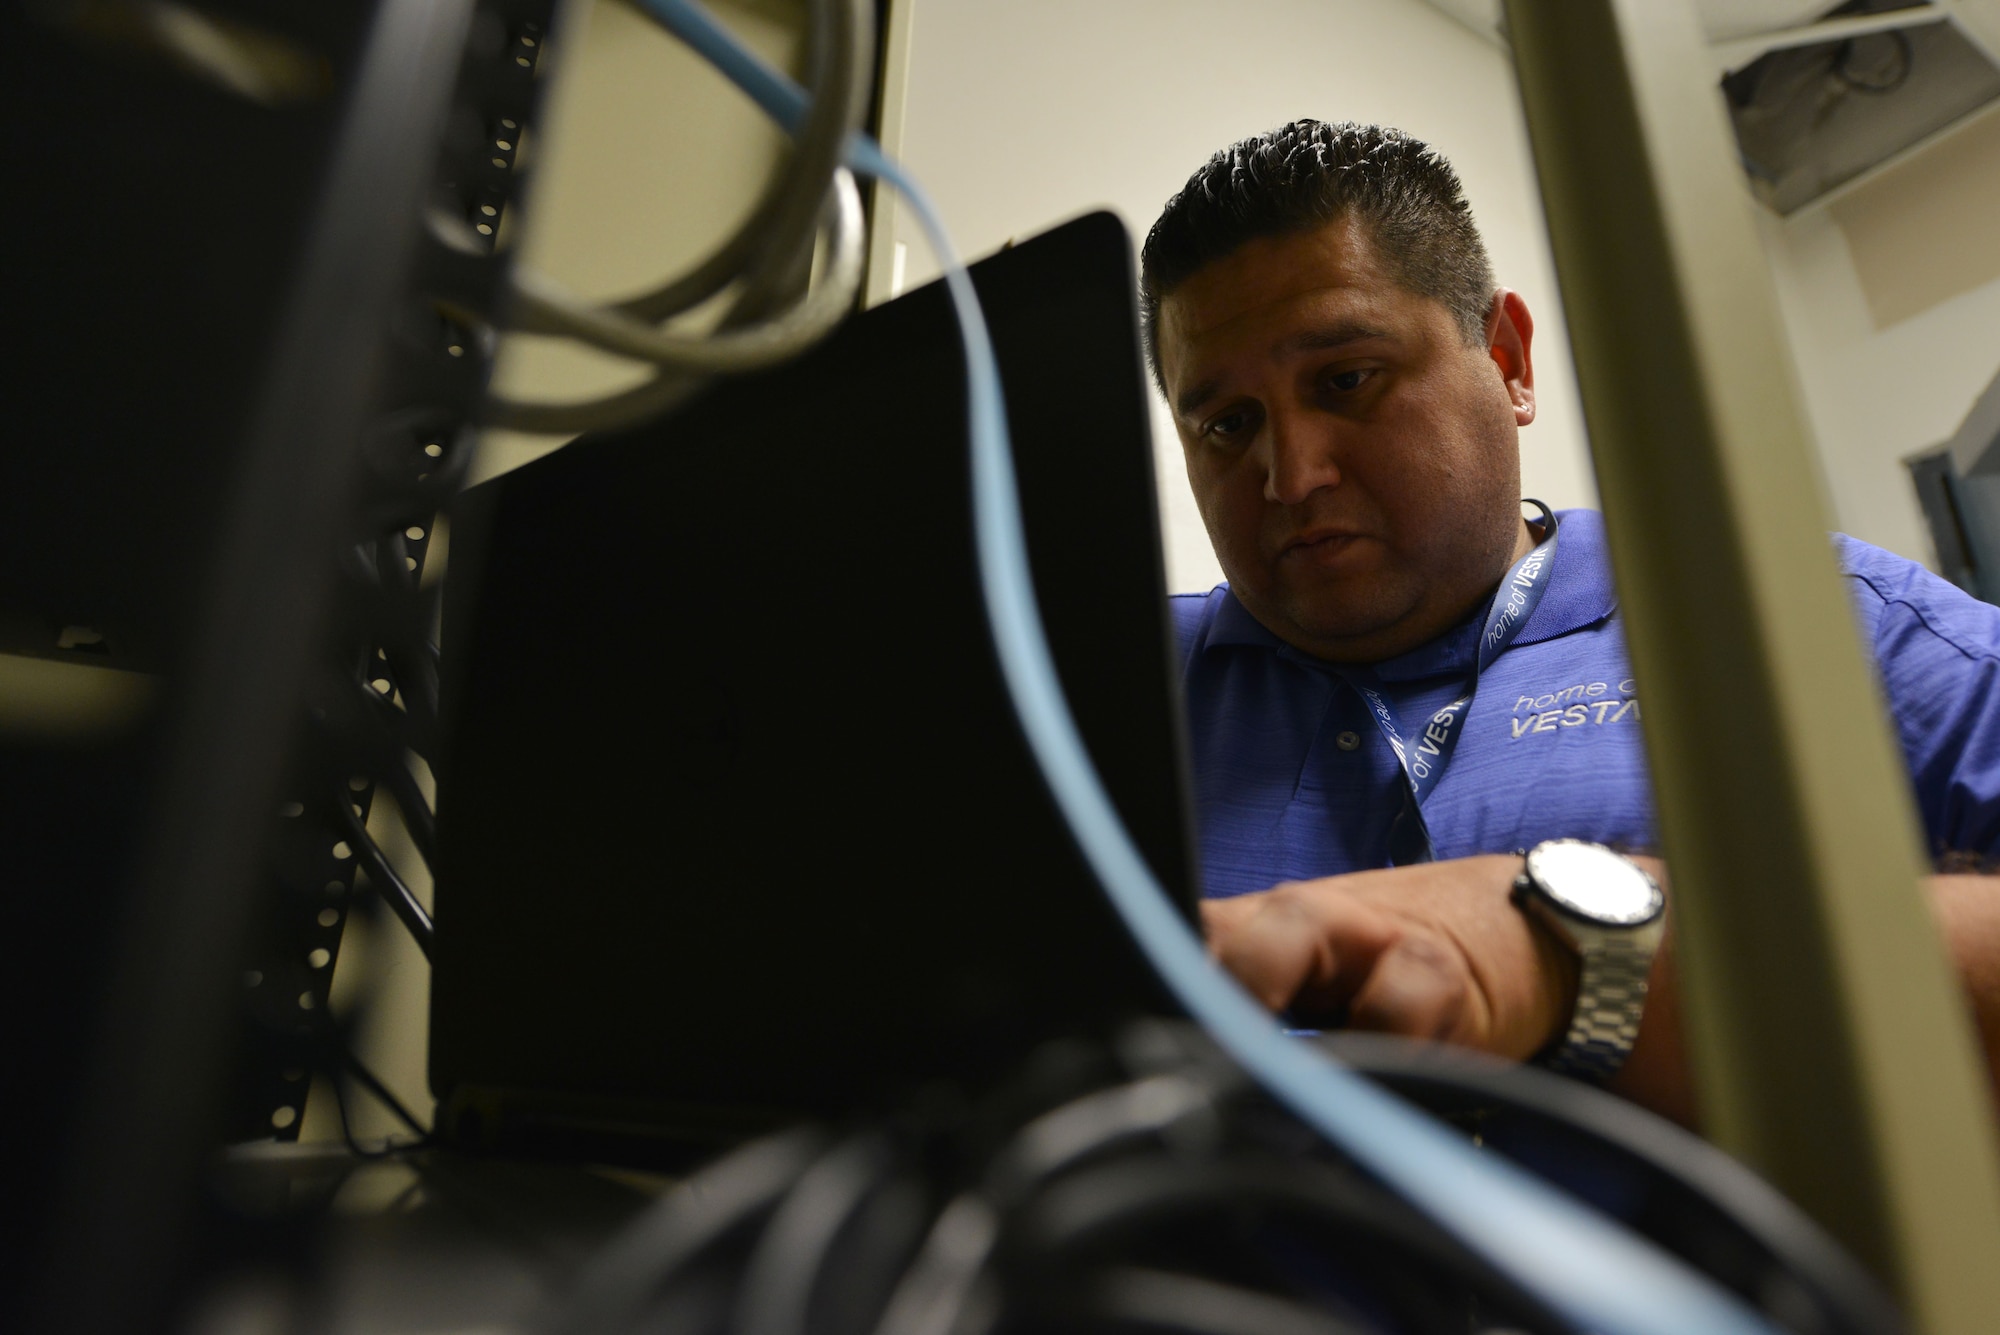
1418, 0, 1933, 47
1697, 0, 1854, 42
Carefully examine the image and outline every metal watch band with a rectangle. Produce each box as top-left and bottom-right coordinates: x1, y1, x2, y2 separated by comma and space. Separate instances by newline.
1512, 840, 1664, 1082
1544, 929, 1654, 1081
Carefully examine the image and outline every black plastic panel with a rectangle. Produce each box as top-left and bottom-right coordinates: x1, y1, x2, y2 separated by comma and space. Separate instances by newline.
435, 212, 1198, 1138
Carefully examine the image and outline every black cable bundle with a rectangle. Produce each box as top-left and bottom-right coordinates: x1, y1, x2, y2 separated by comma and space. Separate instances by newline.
541, 1024, 1901, 1335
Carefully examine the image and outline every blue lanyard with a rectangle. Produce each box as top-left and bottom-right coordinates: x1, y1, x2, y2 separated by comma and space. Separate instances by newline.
1340, 501, 1559, 865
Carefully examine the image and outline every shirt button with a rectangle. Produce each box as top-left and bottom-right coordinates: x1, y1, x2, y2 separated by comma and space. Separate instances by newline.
1335, 730, 1361, 752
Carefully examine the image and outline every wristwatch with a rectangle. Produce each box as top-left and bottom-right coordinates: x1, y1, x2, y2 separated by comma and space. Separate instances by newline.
1510, 839, 1666, 1081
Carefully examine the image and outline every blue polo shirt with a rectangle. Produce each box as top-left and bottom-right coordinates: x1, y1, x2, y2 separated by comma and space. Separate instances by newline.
1171, 509, 2000, 898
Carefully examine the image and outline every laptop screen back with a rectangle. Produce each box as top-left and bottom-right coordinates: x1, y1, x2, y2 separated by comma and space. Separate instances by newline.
433, 212, 1200, 1147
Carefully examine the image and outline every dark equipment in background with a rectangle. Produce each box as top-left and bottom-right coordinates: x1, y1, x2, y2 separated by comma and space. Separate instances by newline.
1905, 450, 1997, 598
1910, 364, 2000, 604
434, 213, 1199, 1160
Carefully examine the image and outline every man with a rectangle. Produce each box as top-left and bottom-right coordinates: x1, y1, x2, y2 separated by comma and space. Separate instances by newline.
1145, 119, 2000, 1124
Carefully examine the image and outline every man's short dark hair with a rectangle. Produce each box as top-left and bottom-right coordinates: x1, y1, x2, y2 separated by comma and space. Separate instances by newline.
1139, 120, 1495, 389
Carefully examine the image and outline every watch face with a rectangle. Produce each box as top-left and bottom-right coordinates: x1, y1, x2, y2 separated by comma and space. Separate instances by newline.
1526, 840, 1664, 925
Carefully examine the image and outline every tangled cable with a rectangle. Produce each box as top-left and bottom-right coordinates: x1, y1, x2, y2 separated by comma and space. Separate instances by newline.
542, 1026, 1562, 1335
538, 1025, 1899, 1335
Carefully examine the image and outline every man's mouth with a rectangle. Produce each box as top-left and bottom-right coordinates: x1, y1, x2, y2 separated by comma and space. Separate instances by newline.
1281, 528, 1367, 561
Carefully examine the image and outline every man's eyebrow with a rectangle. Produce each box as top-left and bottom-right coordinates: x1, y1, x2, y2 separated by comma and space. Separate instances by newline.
1174, 322, 1395, 417
1176, 377, 1223, 418
1278, 321, 1394, 356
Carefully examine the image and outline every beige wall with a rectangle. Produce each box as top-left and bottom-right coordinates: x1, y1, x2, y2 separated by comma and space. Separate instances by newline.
1831, 106, 2000, 332
880, 0, 1600, 594
1760, 105, 2000, 566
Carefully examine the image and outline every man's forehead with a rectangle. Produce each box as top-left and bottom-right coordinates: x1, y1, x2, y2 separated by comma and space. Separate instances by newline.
1159, 223, 1423, 404
1158, 221, 1409, 378
1167, 282, 1395, 357
1168, 221, 1384, 331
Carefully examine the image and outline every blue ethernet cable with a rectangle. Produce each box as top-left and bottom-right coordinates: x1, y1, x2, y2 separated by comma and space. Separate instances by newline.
634, 4, 1785, 1332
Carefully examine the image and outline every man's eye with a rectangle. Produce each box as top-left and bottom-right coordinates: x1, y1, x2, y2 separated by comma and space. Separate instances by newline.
1205, 407, 1257, 441
1323, 368, 1374, 394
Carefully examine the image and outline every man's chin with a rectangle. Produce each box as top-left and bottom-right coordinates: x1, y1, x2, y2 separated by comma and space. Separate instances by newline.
1251, 587, 1421, 661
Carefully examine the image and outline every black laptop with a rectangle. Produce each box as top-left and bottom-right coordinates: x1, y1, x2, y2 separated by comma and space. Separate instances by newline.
433, 212, 1201, 1159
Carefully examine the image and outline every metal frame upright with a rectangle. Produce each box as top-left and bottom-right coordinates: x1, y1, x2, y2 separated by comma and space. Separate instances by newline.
1503, 2, 2000, 1330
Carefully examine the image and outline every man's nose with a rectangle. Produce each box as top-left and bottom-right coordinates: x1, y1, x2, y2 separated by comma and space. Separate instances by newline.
1261, 412, 1342, 506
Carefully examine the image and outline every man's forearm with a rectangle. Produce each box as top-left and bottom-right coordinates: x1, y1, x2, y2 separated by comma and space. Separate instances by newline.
1610, 875, 2000, 1129
1201, 855, 2000, 1132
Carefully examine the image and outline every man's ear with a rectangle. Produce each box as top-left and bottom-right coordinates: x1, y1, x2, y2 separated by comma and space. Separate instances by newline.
1485, 289, 1536, 427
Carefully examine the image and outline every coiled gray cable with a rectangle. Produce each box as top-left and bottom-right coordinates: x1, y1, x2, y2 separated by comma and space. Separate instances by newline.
506, 166, 863, 374
484, 0, 872, 435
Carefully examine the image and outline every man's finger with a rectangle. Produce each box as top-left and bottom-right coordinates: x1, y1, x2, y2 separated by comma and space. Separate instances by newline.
1207, 892, 1326, 1012
1199, 892, 1264, 939
1344, 933, 1472, 1042
1207, 885, 1398, 1020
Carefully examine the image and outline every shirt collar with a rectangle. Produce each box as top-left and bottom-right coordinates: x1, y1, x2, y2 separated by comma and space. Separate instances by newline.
1196, 507, 1619, 681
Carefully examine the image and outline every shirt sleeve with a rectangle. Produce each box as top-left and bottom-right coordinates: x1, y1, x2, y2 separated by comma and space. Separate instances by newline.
1841, 536, 2000, 861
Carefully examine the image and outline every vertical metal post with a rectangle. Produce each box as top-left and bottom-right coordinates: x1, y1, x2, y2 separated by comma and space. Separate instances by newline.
1503, 1, 2000, 1328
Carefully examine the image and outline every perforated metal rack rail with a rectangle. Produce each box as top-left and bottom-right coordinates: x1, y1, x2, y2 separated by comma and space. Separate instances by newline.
235, 0, 564, 1152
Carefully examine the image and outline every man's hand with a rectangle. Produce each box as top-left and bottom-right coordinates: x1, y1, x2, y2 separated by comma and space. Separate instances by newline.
1200, 855, 1585, 1062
